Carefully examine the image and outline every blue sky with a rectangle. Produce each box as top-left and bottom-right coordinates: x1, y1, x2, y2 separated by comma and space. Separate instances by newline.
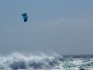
0, 0, 93, 55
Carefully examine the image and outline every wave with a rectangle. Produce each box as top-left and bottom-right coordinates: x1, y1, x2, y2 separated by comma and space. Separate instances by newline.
0, 52, 60, 70
0, 52, 93, 70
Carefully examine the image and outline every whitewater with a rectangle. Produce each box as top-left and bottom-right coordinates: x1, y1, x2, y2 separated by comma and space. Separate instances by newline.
0, 52, 93, 70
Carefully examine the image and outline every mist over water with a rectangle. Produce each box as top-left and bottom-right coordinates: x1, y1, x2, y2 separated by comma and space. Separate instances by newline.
0, 52, 93, 70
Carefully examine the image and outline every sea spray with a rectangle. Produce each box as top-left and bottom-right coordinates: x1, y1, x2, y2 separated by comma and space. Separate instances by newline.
0, 52, 93, 70
0, 52, 60, 70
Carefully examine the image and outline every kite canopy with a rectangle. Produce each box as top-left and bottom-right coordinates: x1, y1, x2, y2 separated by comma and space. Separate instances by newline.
21, 13, 28, 22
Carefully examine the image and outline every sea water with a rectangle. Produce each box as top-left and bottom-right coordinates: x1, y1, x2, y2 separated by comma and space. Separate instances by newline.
0, 52, 93, 70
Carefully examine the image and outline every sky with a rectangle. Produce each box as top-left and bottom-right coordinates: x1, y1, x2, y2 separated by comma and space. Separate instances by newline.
0, 0, 93, 55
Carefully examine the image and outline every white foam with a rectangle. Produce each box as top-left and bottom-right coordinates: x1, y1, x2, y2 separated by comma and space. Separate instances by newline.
0, 52, 93, 70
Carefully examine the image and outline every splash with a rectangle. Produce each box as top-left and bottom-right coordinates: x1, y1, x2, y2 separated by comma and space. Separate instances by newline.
0, 52, 60, 70
0, 52, 93, 70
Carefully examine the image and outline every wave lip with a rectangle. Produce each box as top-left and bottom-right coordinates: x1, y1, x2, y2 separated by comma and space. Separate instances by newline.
0, 53, 60, 70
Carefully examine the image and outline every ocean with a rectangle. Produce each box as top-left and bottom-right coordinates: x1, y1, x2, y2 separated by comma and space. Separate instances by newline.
0, 52, 93, 70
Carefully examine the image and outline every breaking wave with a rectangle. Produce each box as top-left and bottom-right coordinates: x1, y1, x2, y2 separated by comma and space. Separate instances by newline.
0, 52, 93, 70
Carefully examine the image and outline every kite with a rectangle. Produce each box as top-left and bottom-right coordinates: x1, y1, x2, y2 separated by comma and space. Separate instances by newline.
21, 13, 28, 22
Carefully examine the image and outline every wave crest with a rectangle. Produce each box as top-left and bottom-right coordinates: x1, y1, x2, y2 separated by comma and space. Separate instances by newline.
0, 52, 60, 69
0, 52, 93, 70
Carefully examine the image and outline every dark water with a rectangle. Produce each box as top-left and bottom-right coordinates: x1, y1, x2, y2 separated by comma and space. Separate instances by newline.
0, 53, 93, 70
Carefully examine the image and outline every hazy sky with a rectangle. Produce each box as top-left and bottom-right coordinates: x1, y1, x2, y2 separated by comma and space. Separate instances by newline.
0, 0, 93, 55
